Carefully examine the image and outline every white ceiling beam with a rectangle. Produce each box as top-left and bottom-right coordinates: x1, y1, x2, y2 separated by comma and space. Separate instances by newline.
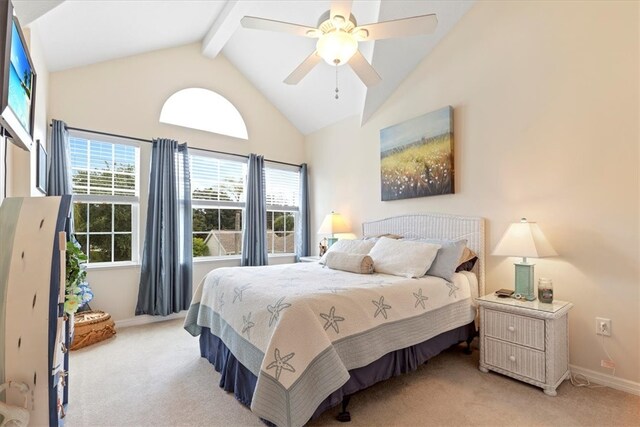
201, 0, 251, 59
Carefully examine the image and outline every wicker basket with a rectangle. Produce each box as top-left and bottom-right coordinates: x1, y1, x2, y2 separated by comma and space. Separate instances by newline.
70, 310, 116, 350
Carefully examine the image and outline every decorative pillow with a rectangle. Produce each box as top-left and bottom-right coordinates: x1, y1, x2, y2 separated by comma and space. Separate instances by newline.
420, 239, 467, 281
456, 246, 478, 272
456, 256, 478, 272
363, 233, 403, 241
456, 247, 478, 272
319, 239, 376, 264
368, 237, 441, 278
325, 252, 374, 274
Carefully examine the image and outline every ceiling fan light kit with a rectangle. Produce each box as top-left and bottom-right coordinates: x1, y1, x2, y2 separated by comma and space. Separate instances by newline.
240, 1, 438, 92
315, 10, 358, 65
316, 29, 358, 65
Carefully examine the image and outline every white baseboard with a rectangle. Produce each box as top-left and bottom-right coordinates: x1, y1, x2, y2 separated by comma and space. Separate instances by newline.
115, 311, 187, 329
570, 364, 640, 396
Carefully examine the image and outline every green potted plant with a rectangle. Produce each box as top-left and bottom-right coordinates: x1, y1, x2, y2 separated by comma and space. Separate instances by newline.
65, 241, 93, 314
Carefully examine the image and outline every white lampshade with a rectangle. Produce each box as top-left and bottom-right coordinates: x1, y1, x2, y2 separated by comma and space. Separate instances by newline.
316, 30, 358, 65
317, 211, 351, 235
492, 218, 558, 259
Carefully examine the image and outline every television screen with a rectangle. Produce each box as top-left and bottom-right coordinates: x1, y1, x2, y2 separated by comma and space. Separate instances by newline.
8, 18, 33, 134
0, 0, 36, 151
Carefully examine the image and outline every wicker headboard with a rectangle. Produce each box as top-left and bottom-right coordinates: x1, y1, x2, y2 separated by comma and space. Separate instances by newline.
362, 213, 485, 296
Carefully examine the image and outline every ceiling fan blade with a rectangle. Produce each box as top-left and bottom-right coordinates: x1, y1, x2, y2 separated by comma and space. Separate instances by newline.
284, 51, 322, 85
241, 16, 319, 38
330, 0, 353, 21
348, 50, 381, 87
353, 14, 438, 41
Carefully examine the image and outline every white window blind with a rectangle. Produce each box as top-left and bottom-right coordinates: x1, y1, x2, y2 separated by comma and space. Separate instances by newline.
191, 155, 246, 205
70, 137, 137, 197
265, 167, 300, 209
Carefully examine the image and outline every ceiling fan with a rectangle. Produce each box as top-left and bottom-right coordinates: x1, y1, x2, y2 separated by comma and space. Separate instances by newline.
240, 0, 438, 90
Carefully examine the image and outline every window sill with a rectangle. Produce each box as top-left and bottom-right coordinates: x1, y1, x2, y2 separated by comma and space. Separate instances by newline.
269, 253, 297, 259
86, 261, 140, 270
193, 255, 242, 263
85, 254, 298, 269
193, 253, 296, 263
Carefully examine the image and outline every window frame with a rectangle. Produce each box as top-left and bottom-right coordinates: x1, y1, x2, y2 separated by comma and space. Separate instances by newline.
264, 162, 300, 256
190, 150, 247, 260
69, 130, 141, 266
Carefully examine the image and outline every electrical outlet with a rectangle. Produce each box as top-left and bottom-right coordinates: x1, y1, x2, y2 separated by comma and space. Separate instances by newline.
596, 317, 611, 336
601, 359, 616, 369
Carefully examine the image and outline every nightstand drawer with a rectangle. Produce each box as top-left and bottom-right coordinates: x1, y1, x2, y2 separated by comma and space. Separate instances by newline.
485, 337, 546, 383
484, 309, 545, 350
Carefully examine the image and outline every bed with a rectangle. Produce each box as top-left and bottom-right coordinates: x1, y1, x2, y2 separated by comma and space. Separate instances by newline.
184, 213, 485, 427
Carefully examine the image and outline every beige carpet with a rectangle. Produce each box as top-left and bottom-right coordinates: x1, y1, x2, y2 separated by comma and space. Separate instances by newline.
65, 319, 639, 427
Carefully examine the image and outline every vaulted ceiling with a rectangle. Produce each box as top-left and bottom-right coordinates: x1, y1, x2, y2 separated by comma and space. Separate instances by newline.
15, 0, 474, 135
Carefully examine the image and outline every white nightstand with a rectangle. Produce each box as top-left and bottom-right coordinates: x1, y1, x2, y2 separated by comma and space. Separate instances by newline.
299, 256, 321, 263
477, 294, 573, 396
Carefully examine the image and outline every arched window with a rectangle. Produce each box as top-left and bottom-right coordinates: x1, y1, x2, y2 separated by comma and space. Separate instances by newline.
159, 88, 248, 140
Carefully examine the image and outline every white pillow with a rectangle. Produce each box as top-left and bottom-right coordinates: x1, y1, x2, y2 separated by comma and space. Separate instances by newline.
319, 239, 376, 264
369, 237, 441, 278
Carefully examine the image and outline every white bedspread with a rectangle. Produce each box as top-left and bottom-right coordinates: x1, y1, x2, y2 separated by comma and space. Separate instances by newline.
185, 263, 476, 427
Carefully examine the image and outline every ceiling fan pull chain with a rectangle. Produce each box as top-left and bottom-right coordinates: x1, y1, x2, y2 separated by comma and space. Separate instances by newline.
334, 60, 339, 100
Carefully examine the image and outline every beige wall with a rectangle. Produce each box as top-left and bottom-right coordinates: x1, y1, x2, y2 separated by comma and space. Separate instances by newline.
306, 1, 639, 385
48, 43, 305, 322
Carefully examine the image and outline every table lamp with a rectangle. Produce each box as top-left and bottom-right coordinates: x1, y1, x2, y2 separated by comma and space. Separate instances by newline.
492, 218, 557, 301
317, 211, 350, 247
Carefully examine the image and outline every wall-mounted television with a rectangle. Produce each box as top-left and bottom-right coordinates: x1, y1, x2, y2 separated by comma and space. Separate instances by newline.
0, 0, 36, 151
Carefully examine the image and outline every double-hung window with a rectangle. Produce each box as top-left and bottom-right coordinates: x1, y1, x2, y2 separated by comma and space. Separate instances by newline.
70, 132, 140, 264
265, 165, 300, 254
190, 153, 301, 258
191, 153, 246, 258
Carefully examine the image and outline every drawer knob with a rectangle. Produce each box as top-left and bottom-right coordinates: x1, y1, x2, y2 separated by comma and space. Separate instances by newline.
509, 355, 516, 362
507, 326, 515, 332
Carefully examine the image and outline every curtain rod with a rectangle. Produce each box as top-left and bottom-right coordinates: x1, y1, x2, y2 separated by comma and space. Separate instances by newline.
50, 124, 302, 168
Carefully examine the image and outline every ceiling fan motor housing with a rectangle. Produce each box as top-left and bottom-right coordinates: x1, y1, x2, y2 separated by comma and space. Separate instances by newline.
317, 10, 358, 31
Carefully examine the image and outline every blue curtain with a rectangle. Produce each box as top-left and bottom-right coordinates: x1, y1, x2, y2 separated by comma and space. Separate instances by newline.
136, 139, 193, 316
295, 163, 310, 260
241, 154, 268, 266
47, 120, 72, 196
47, 119, 75, 239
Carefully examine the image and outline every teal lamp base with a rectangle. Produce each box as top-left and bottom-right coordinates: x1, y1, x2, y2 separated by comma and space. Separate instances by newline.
514, 262, 536, 301
327, 237, 338, 247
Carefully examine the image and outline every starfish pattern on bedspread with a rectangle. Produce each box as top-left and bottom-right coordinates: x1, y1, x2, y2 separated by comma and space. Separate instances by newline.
242, 312, 255, 340
445, 281, 459, 298
211, 275, 223, 287
372, 296, 392, 319
266, 348, 296, 382
233, 284, 251, 303
319, 306, 345, 333
267, 297, 291, 327
413, 288, 429, 309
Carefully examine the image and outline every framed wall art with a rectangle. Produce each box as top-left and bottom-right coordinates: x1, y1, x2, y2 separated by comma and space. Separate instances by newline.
36, 139, 47, 194
379, 106, 454, 201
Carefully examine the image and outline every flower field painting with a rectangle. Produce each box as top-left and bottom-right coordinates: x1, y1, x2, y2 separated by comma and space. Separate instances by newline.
380, 106, 454, 201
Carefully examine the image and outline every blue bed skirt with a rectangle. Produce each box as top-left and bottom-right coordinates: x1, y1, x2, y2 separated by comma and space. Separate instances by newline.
200, 322, 474, 423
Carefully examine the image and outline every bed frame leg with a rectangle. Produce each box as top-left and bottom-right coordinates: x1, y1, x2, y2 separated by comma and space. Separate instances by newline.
463, 335, 473, 355
336, 395, 351, 422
